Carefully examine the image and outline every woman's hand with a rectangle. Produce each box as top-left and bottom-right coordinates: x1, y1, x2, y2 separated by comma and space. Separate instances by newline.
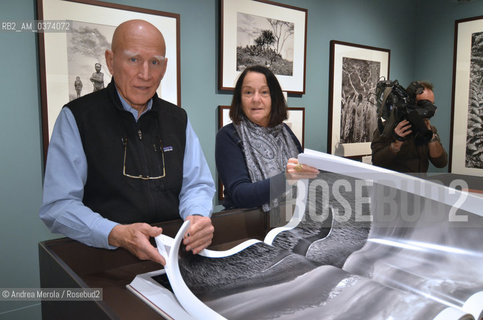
286, 158, 319, 181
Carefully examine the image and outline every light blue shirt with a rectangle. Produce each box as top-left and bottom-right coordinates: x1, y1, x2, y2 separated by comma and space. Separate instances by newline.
39, 95, 215, 249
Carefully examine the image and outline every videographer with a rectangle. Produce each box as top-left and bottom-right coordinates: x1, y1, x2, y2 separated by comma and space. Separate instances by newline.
371, 81, 447, 173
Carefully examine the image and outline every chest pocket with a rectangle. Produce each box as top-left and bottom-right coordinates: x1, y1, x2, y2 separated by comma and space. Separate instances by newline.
122, 130, 183, 193
158, 133, 184, 192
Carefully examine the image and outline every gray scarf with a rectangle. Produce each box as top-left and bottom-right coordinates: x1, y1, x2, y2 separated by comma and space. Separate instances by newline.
234, 118, 300, 212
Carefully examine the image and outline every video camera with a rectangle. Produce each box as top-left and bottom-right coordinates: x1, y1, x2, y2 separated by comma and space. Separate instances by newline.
375, 78, 436, 144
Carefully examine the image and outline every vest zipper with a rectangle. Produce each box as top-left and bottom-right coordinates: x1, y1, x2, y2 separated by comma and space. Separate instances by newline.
136, 122, 156, 218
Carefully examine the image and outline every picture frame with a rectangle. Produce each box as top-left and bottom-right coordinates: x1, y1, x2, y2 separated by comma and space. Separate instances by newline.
450, 15, 483, 177
37, 0, 180, 158
217, 106, 230, 201
285, 107, 305, 148
219, 0, 307, 94
218, 105, 231, 131
217, 105, 305, 200
328, 40, 390, 158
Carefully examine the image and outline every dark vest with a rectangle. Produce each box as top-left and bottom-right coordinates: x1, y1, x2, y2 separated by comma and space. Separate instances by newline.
66, 80, 186, 224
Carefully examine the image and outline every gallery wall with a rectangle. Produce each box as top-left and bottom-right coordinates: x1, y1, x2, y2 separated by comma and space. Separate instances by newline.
0, 0, 482, 318
413, 0, 482, 168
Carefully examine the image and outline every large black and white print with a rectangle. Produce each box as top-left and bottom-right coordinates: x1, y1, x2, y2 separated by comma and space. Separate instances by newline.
465, 30, 483, 169
237, 12, 294, 76
67, 21, 115, 101
339, 57, 379, 144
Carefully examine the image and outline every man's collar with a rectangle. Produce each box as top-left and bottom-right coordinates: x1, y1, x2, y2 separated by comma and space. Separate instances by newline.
114, 85, 153, 120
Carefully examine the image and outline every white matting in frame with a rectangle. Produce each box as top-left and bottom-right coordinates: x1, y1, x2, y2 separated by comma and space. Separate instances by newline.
38, 0, 180, 146
451, 15, 483, 177
285, 107, 305, 148
220, 0, 307, 94
329, 40, 389, 157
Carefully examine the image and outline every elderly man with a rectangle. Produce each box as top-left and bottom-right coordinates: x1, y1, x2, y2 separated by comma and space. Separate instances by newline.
40, 20, 215, 265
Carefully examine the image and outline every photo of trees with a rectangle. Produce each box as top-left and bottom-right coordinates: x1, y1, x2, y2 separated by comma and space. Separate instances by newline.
339, 57, 380, 144
466, 30, 483, 169
236, 12, 294, 76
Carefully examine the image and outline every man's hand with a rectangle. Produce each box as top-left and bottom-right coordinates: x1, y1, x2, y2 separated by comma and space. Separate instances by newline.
286, 158, 319, 181
108, 223, 165, 265
390, 120, 412, 153
423, 118, 444, 157
394, 120, 412, 139
183, 215, 214, 255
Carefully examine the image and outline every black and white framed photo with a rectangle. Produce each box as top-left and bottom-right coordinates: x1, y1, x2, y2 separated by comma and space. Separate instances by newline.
285, 107, 305, 148
328, 40, 390, 158
450, 15, 483, 177
37, 0, 180, 157
218, 105, 231, 130
219, 0, 307, 94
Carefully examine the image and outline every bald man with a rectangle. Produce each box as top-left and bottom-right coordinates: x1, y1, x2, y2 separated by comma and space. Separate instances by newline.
40, 20, 215, 265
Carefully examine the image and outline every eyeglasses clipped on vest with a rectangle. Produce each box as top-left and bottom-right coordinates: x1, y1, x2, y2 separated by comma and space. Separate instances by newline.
121, 137, 166, 180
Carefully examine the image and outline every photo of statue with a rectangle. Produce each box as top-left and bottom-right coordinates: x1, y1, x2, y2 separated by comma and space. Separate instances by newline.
74, 76, 83, 98
67, 20, 114, 100
90, 63, 104, 92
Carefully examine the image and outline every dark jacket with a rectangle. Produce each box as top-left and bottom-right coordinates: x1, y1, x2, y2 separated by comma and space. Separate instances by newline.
371, 126, 447, 173
215, 123, 302, 209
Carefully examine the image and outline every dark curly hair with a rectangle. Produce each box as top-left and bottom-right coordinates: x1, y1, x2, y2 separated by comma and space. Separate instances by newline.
229, 65, 287, 127
406, 80, 433, 104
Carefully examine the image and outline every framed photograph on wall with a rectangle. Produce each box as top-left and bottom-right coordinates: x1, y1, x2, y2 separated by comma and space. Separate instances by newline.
217, 106, 230, 201
217, 105, 305, 200
218, 105, 231, 130
285, 107, 305, 148
37, 0, 180, 158
328, 40, 390, 158
219, 0, 307, 94
450, 15, 483, 177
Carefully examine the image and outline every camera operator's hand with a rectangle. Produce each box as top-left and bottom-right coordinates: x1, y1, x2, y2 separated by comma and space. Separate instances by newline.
423, 118, 445, 158
390, 120, 412, 153
394, 120, 412, 138
424, 118, 439, 143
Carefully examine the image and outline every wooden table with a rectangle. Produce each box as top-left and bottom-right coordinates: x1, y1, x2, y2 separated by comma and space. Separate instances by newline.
39, 208, 267, 319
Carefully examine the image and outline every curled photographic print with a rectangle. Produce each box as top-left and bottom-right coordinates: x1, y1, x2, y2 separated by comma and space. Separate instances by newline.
129, 150, 483, 320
